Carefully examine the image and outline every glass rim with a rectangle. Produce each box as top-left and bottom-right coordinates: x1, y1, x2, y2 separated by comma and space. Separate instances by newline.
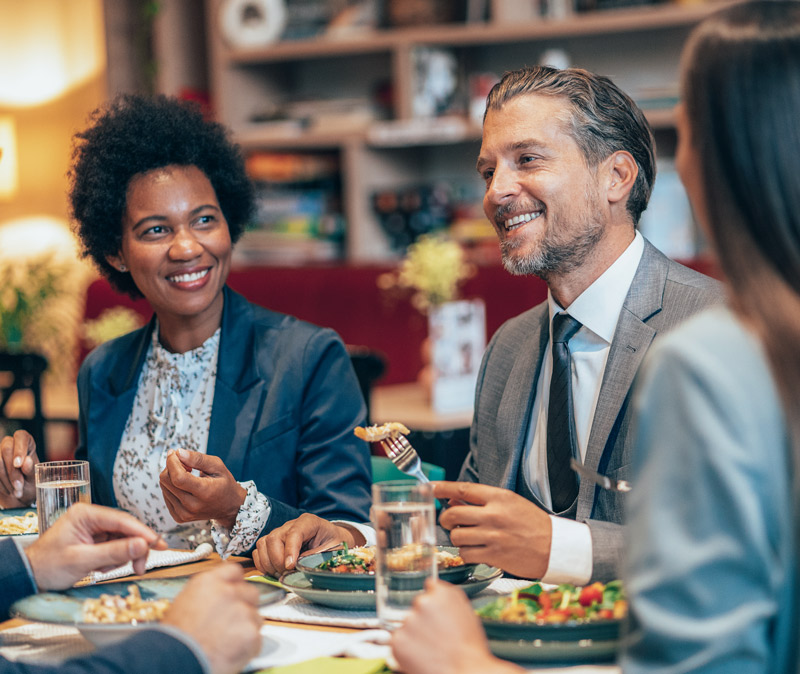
34, 460, 90, 477
35, 460, 88, 467
372, 480, 434, 501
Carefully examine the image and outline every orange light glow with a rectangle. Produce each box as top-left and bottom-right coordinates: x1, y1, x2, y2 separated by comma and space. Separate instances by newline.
0, 0, 105, 107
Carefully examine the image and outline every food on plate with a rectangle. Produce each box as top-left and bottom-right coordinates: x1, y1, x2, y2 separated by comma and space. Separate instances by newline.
317, 543, 464, 574
81, 585, 171, 624
0, 511, 38, 535
476, 581, 627, 625
353, 422, 411, 442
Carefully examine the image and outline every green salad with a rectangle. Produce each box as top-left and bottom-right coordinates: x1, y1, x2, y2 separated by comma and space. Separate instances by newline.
476, 580, 627, 624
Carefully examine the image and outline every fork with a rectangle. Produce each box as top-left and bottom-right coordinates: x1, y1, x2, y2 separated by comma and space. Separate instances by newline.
570, 457, 632, 493
380, 435, 430, 483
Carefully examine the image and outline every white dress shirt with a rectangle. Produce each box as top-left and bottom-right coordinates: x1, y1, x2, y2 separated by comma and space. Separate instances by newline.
523, 231, 644, 584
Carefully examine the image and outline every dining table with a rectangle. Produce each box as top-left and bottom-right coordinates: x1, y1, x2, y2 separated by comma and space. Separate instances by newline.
0, 551, 622, 673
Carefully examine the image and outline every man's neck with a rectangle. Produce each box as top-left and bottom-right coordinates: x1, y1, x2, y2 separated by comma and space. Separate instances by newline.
548, 227, 636, 308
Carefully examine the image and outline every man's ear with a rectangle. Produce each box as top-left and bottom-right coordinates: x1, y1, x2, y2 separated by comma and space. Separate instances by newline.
604, 150, 638, 205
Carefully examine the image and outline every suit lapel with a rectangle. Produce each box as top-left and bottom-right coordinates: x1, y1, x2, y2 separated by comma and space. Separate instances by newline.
495, 308, 550, 491
89, 320, 155, 507
578, 241, 668, 508
207, 288, 265, 480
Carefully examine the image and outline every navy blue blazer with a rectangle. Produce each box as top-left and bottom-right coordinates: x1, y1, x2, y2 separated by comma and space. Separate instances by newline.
75, 287, 372, 544
0, 538, 203, 674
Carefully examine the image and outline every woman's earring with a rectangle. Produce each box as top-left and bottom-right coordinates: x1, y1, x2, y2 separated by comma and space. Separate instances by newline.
119, 264, 127, 272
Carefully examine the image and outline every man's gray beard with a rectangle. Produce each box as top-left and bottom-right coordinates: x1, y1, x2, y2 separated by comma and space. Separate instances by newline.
500, 221, 606, 280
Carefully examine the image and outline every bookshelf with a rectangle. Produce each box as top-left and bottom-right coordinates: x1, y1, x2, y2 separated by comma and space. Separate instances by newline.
204, 0, 728, 264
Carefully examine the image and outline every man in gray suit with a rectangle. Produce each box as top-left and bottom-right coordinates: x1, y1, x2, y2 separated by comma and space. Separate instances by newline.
251, 66, 721, 584
433, 66, 722, 584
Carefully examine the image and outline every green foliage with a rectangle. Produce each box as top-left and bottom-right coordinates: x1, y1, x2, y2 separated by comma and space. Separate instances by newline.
0, 254, 70, 351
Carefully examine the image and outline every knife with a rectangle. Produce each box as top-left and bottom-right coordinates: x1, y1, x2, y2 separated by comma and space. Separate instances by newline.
570, 458, 632, 493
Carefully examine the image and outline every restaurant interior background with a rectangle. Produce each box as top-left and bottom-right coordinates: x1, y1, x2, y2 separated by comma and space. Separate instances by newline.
0, 0, 720, 471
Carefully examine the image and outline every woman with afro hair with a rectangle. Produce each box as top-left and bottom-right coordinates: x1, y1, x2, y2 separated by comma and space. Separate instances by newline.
0, 94, 373, 557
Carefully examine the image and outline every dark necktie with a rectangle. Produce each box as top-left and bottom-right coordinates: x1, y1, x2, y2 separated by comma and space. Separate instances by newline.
547, 312, 582, 515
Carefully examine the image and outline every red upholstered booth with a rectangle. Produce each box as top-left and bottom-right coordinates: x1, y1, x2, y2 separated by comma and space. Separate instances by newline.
81, 258, 720, 386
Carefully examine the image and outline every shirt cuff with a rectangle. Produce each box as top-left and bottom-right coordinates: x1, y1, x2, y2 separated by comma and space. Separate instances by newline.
15, 538, 39, 592
211, 480, 271, 558
541, 515, 593, 586
332, 521, 376, 546
145, 624, 212, 674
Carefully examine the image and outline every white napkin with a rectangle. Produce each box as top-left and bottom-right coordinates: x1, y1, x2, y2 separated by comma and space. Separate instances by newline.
244, 625, 390, 671
84, 543, 214, 584
0, 623, 91, 664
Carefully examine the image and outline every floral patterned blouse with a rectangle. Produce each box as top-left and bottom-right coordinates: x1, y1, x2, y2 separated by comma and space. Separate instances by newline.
112, 325, 270, 555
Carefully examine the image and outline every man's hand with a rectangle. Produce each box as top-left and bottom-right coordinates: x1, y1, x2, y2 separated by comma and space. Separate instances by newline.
162, 563, 261, 674
24, 503, 167, 590
253, 513, 365, 577
0, 431, 38, 508
159, 449, 246, 529
391, 579, 523, 674
435, 481, 553, 579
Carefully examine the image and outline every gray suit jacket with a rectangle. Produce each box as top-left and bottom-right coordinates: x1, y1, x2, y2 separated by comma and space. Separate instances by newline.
458, 239, 724, 581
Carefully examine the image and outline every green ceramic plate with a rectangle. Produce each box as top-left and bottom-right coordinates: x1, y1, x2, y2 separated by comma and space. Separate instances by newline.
471, 595, 622, 664
281, 563, 501, 610
296, 545, 475, 591
486, 637, 618, 664
10, 575, 285, 644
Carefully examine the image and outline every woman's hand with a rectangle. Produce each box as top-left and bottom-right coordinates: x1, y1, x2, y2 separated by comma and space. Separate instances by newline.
253, 513, 366, 577
391, 579, 523, 674
159, 449, 246, 529
0, 430, 38, 508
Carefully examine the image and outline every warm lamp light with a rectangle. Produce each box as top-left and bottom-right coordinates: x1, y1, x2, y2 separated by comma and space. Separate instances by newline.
0, 115, 18, 198
0, 0, 105, 107
0, 215, 78, 260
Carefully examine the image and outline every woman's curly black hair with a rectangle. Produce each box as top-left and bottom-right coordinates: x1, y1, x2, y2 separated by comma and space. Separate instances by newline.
68, 94, 255, 298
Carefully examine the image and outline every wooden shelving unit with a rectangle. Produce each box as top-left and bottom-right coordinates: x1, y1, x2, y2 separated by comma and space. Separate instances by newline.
204, 0, 725, 263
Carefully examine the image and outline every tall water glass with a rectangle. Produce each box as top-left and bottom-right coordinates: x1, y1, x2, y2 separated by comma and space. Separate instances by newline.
35, 460, 91, 533
371, 480, 437, 630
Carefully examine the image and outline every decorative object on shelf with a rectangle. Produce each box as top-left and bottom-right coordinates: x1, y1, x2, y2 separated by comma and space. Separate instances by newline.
236, 150, 345, 265
372, 183, 455, 253
386, 0, 461, 26
218, 0, 288, 47
379, 235, 484, 414
412, 47, 460, 118
540, 48, 571, 70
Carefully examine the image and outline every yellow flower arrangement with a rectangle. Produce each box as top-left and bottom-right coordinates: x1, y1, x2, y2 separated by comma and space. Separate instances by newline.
378, 235, 474, 313
82, 306, 145, 349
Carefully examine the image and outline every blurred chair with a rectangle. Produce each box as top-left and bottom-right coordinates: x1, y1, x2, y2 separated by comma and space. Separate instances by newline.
370, 455, 446, 483
347, 346, 387, 423
0, 352, 48, 458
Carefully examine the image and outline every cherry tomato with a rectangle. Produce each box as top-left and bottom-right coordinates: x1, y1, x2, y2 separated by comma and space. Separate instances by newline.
578, 582, 605, 607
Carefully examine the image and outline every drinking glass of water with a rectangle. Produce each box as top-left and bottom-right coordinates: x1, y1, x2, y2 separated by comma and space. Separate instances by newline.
371, 480, 437, 630
35, 460, 91, 533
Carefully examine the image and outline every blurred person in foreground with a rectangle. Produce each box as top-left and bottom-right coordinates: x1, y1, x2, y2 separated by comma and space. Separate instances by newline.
254, 65, 721, 581
0, 94, 372, 556
0, 503, 261, 674
391, 2, 800, 673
